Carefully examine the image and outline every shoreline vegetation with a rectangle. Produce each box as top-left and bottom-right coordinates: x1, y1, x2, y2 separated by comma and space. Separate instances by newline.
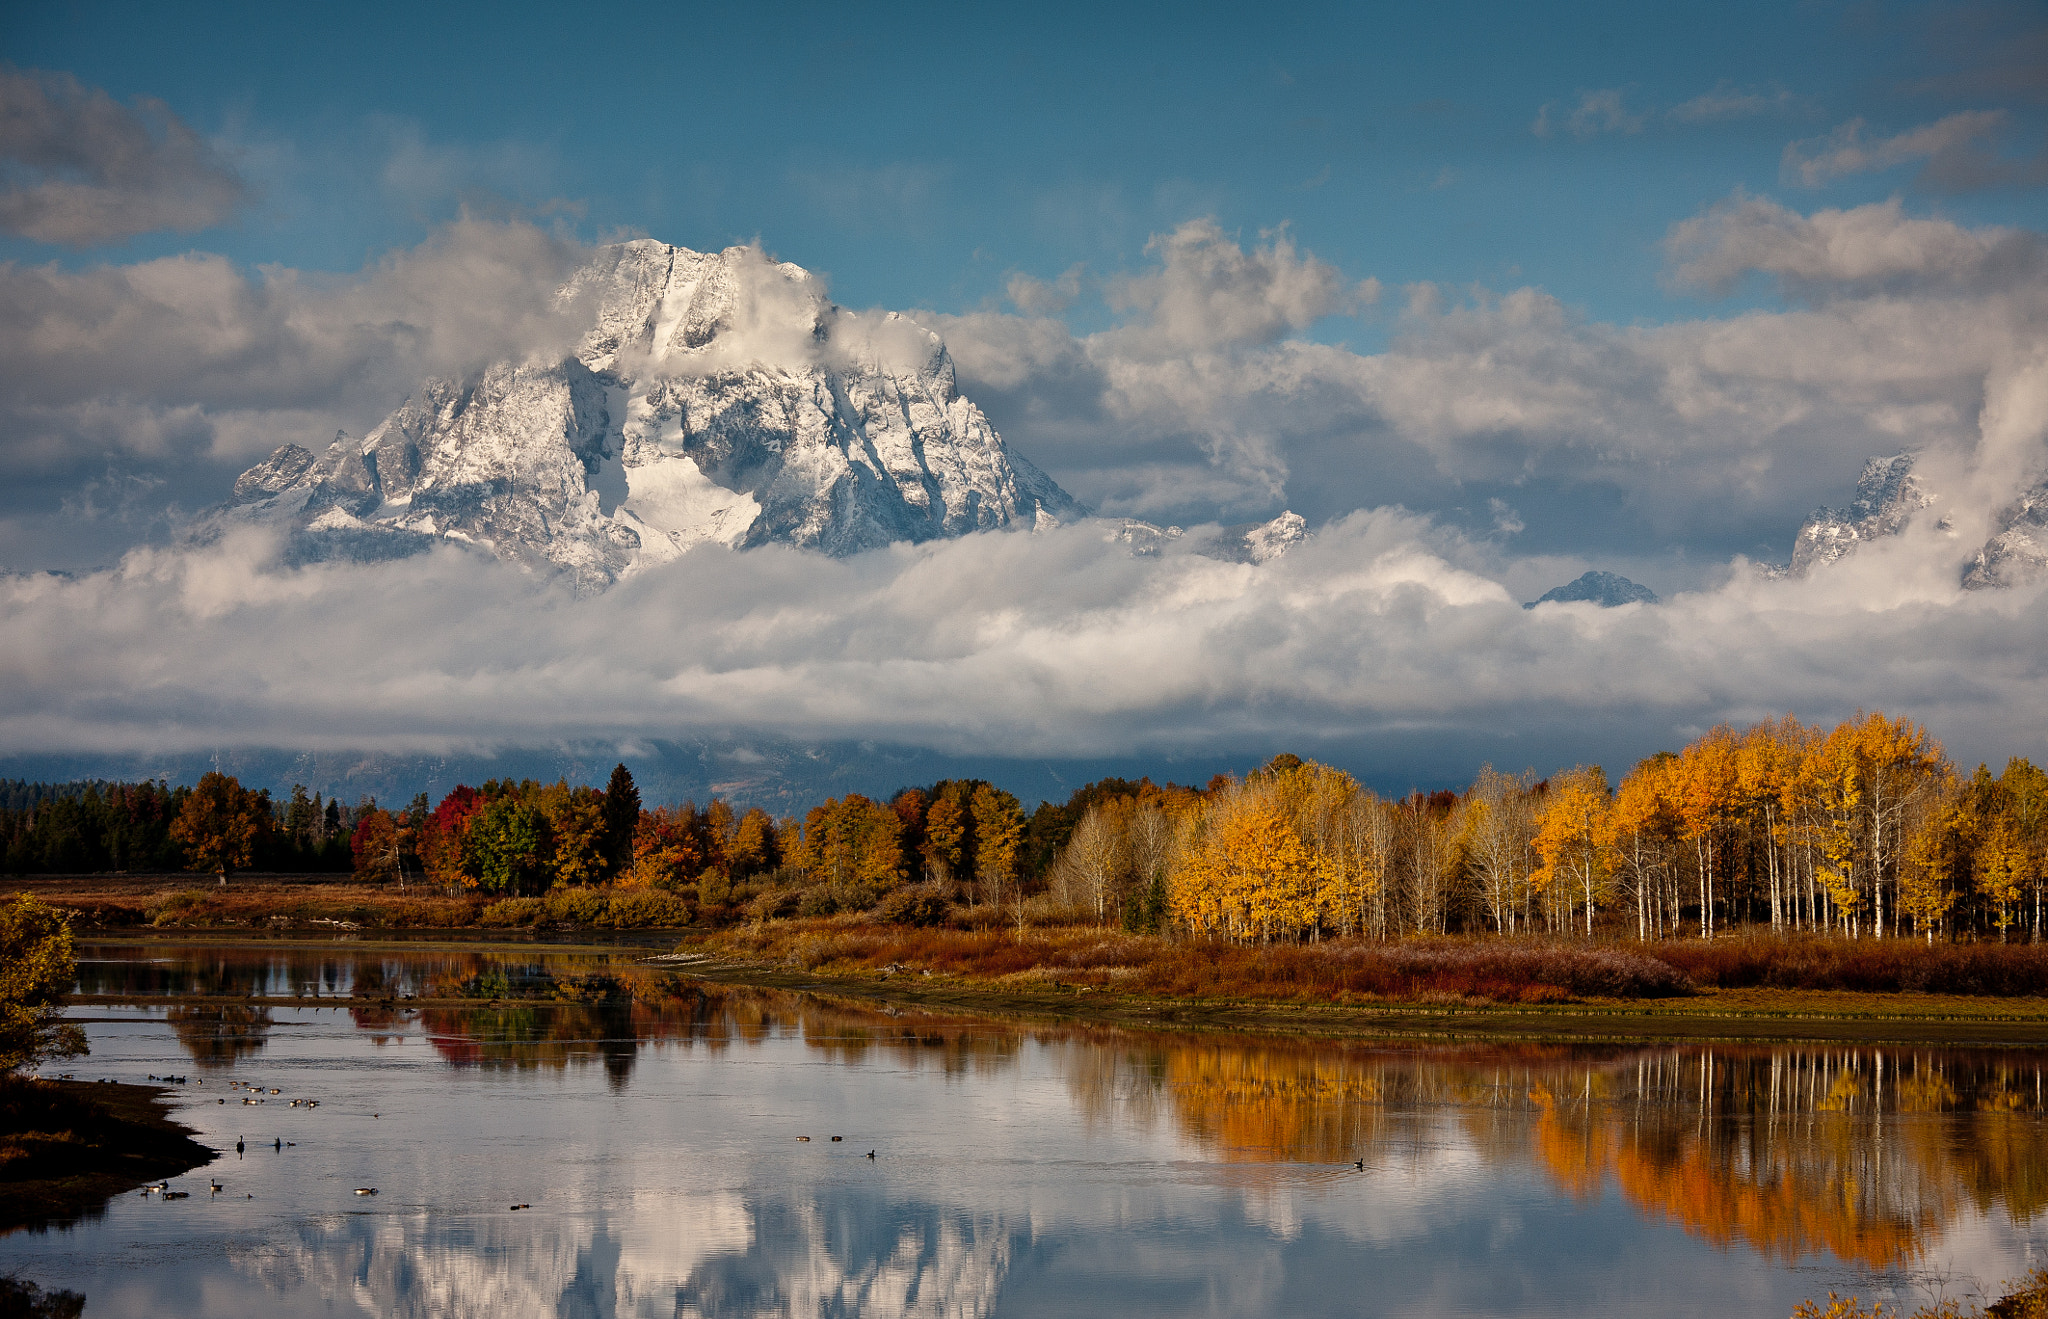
0, 1077, 216, 1233
6, 714, 2045, 957
48, 925, 2048, 1047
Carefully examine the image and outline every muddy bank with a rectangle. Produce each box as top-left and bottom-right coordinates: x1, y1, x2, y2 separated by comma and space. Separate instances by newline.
1, 1079, 217, 1233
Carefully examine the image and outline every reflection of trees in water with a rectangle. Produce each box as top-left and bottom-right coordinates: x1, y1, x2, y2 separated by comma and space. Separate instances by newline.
414, 977, 1028, 1090
1059, 1036, 2048, 1271
169, 1003, 274, 1065
240, 1190, 1007, 1319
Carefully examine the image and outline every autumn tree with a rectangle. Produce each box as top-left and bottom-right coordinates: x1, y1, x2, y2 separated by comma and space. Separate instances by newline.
728, 807, 782, 879
532, 781, 607, 887
969, 784, 1026, 910
349, 807, 409, 884
1899, 774, 1967, 942
420, 786, 484, 890
1611, 756, 1683, 940
628, 806, 707, 892
921, 793, 966, 885
1464, 767, 1535, 935
1171, 784, 1323, 942
1532, 766, 1613, 936
0, 894, 87, 1073
792, 795, 905, 906
170, 771, 273, 884
1050, 800, 1130, 922
467, 792, 552, 896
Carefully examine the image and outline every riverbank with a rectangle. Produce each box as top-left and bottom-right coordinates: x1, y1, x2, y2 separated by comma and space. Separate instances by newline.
0, 1078, 217, 1232
58, 930, 2048, 1047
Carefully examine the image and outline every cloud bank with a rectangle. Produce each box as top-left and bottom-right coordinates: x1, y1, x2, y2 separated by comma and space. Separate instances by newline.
2, 510, 2042, 776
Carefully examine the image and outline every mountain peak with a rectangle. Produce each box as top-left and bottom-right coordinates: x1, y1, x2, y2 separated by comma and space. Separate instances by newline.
1525, 571, 1659, 608
210, 241, 1078, 588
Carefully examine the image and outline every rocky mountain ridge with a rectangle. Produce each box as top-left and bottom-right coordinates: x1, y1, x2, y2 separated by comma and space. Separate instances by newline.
1766, 451, 2045, 588
208, 240, 1079, 588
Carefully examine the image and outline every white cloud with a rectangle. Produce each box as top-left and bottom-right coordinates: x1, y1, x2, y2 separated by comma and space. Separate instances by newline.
1533, 90, 1646, 140
0, 67, 248, 245
1667, 84, 1795, 124
1, 509, 2041, 776
1096, 219, 1377, 360
923, 198, 2048, 559
1781, 110, 2043, 191
0, 217, 592, 473
1663, 194, 2045, 297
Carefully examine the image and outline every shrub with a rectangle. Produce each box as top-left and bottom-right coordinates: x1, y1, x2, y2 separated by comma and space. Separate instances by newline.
543, 887, 609, 927
796, 886, 840, 918
478, 897, 544, 927
600, 890, 693, 929
875, 883, 953, 927
1649, 936, 2048, 997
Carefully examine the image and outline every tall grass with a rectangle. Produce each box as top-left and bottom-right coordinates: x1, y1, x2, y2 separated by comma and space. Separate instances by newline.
1649, 936, 2048, 997
712, 923, 1693, 1002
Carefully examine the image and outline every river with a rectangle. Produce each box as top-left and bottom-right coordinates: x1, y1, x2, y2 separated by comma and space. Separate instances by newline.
3, 941, 2045, 1317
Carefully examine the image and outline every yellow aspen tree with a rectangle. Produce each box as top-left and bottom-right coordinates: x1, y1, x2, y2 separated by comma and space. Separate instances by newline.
1898, 782, 1965, 942
1845, 712, 1945, 939
1978, 818, 2029, 942
1737, 722, 1798, 931
1999, 757, 2048, 939
1675, 730, 1738, 939
1611, 759, 1680, 941
1532, 767, 1614, 937
1803, 728, 1865, 935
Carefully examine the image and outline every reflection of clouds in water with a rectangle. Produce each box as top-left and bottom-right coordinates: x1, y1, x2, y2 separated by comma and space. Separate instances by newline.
243, 1193, 752, 1319
677, 1197, 1007, 1319
237, 1191, 1006, 1319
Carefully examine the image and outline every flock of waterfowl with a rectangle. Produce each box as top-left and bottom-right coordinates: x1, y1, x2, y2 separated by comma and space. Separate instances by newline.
129, 1069, 884, 1207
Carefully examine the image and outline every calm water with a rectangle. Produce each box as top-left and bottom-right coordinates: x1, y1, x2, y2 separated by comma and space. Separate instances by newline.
4, 943, 2047, 1318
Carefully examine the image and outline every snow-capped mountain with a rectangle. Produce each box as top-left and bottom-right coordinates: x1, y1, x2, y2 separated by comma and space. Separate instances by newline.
211, 241, 1079, 588
1964, 476, 2048, 589
1765, 451, 2045, 588
1783, 453, 1931, 577
1524, 571, 1659, 609
1107, 511, 1308, 563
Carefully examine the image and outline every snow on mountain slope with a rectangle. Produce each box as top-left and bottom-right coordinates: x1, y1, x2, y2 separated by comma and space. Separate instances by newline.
1780, 453, 1932, 577
1764, 451, 2047, 588
210, 240, 1080, 587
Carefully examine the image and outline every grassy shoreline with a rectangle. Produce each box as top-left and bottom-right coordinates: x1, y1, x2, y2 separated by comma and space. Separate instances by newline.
67, 929, 2048, 1047
0, 1079, 217, 1233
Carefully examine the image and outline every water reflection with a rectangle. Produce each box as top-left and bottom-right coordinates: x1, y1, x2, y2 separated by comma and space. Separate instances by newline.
166, 1003, 274, 1064
1064, 1038, 2048, 1270
16, 944, 2048, 1318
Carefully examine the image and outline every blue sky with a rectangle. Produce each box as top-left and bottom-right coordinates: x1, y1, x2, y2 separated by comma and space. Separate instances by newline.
9, 0, 2043, 325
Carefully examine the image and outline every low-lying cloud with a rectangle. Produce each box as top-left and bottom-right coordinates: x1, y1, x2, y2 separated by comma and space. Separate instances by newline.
2, 512, 2040, 777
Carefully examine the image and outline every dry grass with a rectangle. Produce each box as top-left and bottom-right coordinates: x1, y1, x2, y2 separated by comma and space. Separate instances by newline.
1650, 935, 2048, 997
709, 922, 1693, 1003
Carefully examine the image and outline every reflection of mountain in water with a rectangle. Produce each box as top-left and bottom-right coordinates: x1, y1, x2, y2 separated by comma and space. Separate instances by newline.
677, 1194, 1008, 1319
100, 946, 2048, 1291
241, 1190, 1006, 1319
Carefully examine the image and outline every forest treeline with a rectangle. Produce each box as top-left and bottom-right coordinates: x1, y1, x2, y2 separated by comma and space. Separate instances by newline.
1053, 713, 2045, 944
5, 710, 2043, 943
